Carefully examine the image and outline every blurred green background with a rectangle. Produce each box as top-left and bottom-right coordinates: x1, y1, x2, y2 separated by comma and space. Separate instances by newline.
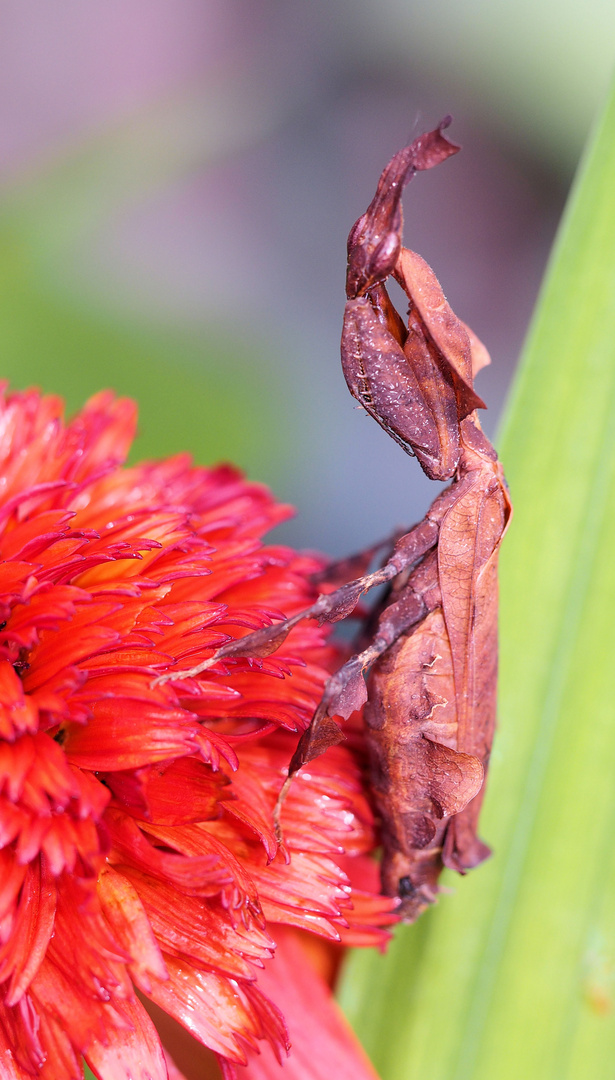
0, 0, 612, 557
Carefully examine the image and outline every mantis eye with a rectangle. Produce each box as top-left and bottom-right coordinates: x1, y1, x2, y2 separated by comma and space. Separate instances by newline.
346, 229, 401, 298
370, 231, 401, 283
398, 876, 416, 899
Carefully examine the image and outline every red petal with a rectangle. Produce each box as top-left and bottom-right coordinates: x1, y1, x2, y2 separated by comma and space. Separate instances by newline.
97, 866, 169, 994
0, 667, 38, 741
0, 858, 57, 1005
133, 820, 263, 926
105, 757, 230, 826
145, 954, 286, 1064
222, 762, 277, 862
0, 851, 26, 929
106, 812, 234, 899
84, 996, 168, 1080
195, 728, 238, 773
122, 867, 275, 980
64, 391, 137, 478
0, 993, 46, 1075
235, 928, 380, 1080
36, 1008, 83, 1080
45, 876, 133, 1002
63, 699, 200, 770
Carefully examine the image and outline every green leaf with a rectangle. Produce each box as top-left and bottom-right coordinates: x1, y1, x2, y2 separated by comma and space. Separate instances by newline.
338, 72, 615, 1080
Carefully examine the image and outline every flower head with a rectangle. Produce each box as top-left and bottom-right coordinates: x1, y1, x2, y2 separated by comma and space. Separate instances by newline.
0, 386, 395, 1080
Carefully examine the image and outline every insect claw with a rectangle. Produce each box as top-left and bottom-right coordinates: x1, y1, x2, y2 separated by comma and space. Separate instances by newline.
273, 774, 293, 853
152, 656, 217, 686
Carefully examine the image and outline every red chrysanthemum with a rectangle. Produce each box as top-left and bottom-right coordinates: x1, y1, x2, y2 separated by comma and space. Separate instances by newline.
0, 386, 396, 1080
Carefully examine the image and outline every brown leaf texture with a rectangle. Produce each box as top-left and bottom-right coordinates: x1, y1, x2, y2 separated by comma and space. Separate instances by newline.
394, 248, 486, 417
306, 119, 511, 921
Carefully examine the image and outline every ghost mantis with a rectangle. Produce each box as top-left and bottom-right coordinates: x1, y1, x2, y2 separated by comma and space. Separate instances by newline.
158, 120, 511, 921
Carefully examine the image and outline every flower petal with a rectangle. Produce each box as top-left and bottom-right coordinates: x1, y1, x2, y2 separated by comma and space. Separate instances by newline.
0, 387, 395, 1077
63, 698, 200, 770
145, 954, 286, 1064
234, 928, 380, 1080
84, 996, 168, 1080
97, 866, 169, 994
0, 857, 57, 1006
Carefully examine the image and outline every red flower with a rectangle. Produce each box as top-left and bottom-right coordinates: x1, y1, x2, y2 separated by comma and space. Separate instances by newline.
0, 386, 396, 1080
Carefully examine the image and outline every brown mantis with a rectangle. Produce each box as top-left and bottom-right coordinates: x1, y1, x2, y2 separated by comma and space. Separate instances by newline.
157, 119, 511, 921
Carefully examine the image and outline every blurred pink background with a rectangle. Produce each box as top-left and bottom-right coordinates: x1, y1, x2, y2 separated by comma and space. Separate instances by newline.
0, 0, 612, 554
